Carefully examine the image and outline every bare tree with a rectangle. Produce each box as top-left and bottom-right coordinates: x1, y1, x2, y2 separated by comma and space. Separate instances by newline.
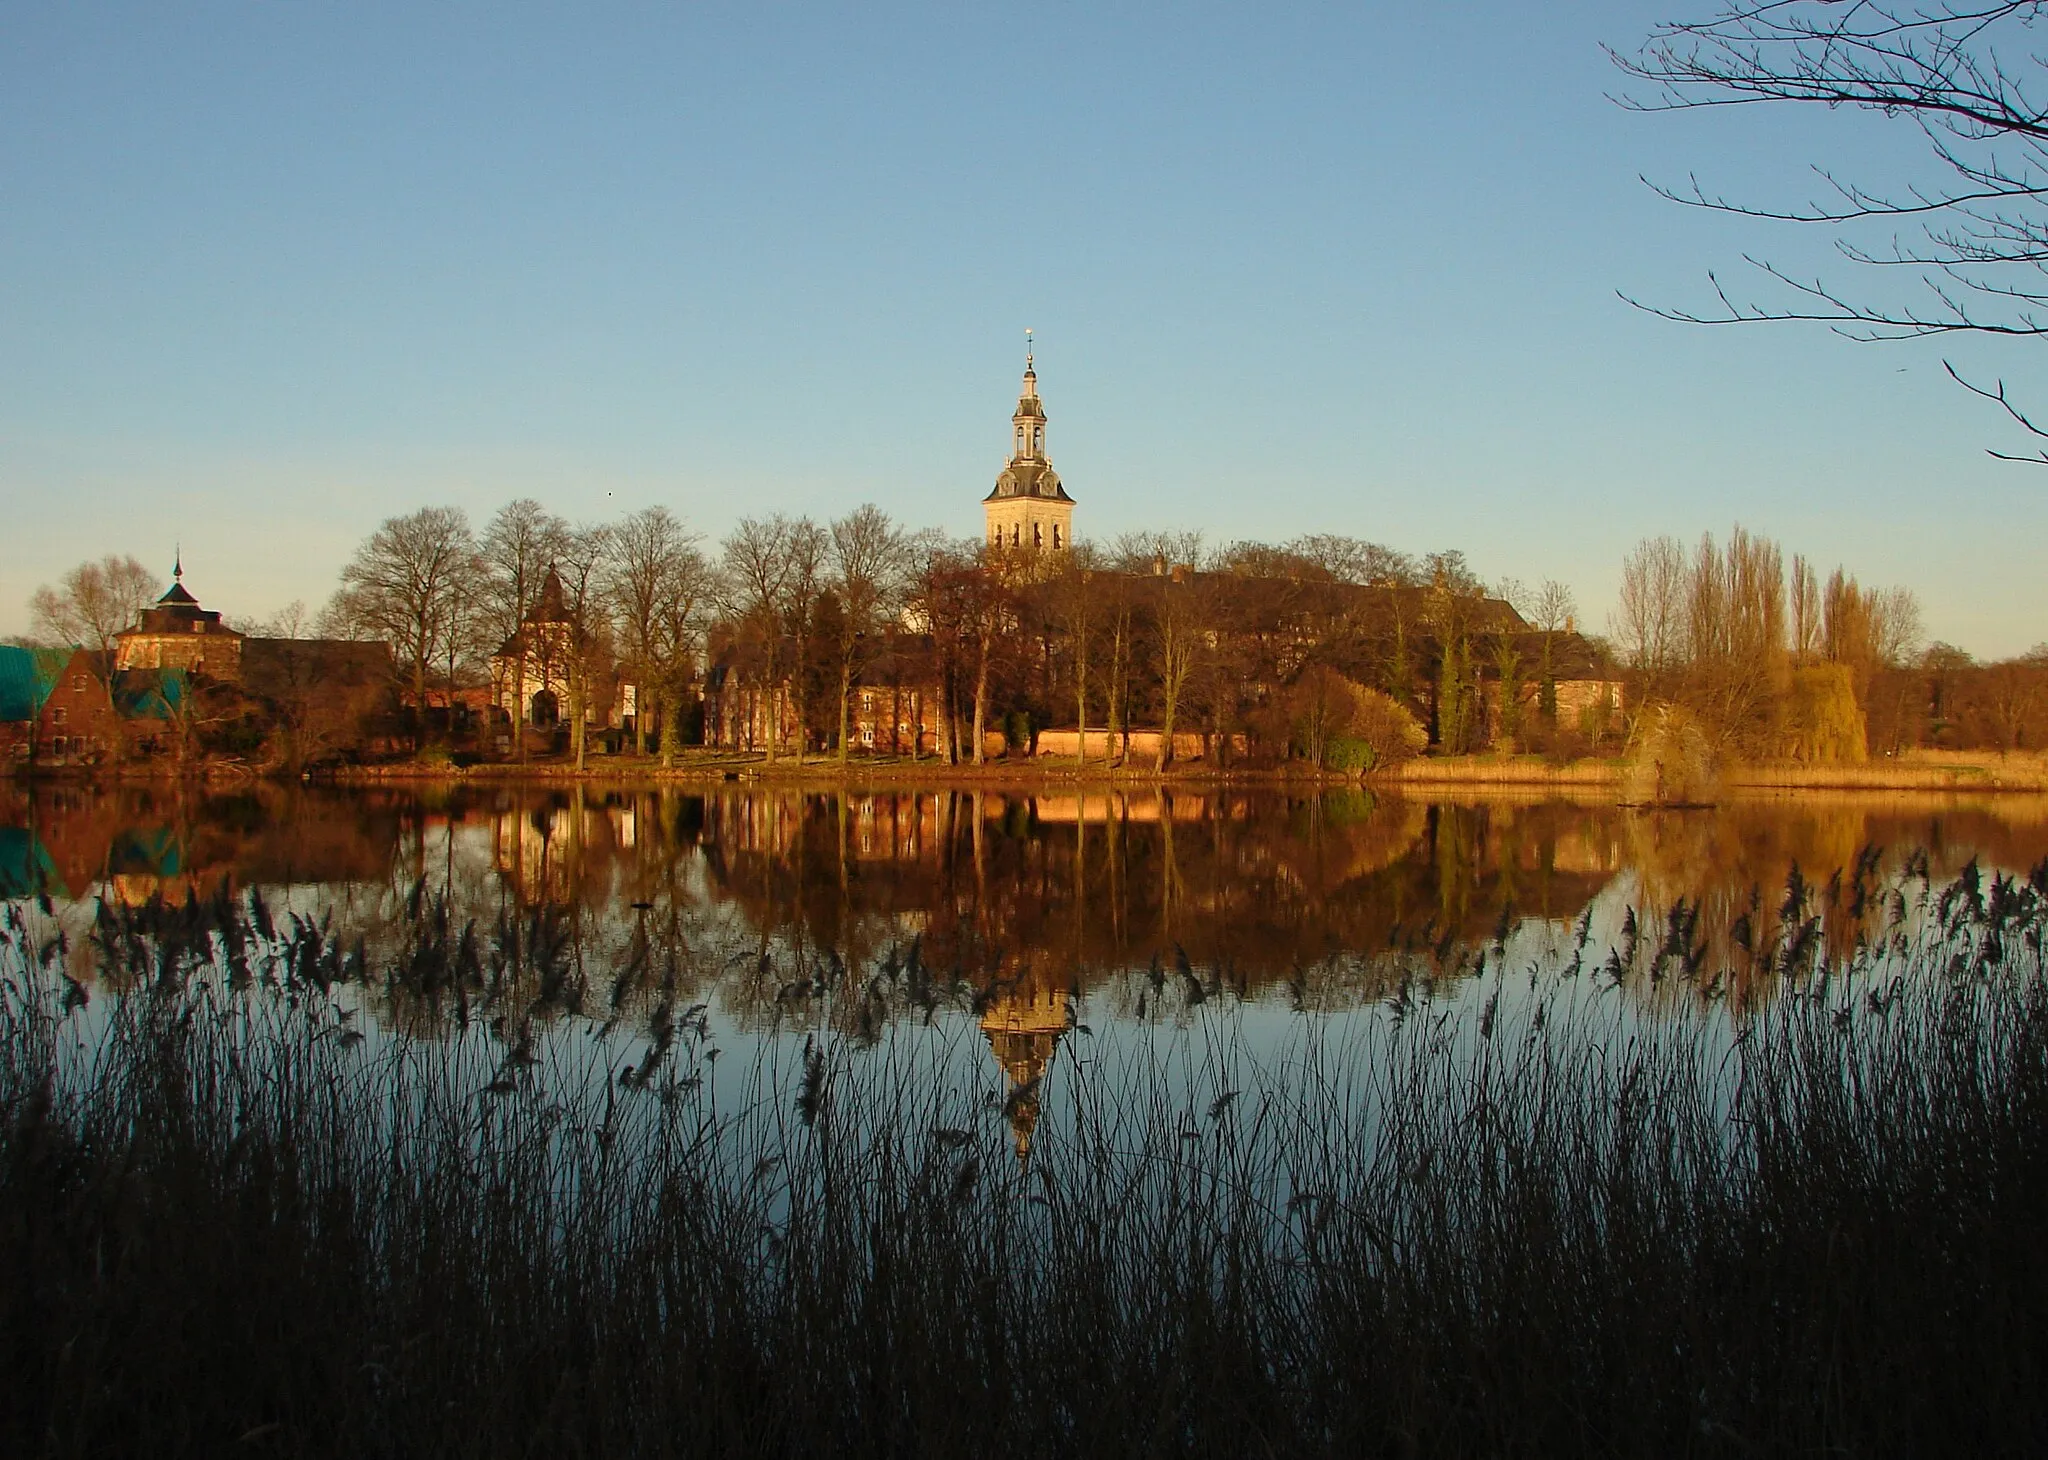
1053, 546, 1102, 765
652, 538, 712, 768
1290, 534, 1417, 586
1789, 556, 1822, 665
1617, 2, 2048, 455
782, 518, 830, 762
606, 507, 701, 755
329, 507, 476, 743
28, 554, 160, 684
481, 500, 570, 760
1528, 578, 1577, 728
826, 504, 912, 764
1872, 585, 1926, 668
555, 526, 614, 772
1614, 534, 1689, 697
1154, 570, 1208, 766
719, 516, 797, 763
1685, 526, 1787, 749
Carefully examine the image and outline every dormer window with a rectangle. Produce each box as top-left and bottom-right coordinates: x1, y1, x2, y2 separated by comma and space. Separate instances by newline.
191, 621, 204, 633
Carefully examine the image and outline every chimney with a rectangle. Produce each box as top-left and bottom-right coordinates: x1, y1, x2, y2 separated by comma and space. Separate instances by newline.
1565, 615, 1575, 635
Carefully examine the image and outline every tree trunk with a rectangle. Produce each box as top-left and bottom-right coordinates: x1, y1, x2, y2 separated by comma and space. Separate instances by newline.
972, 643, 989, 766
839, 657, 853, 766
634, 664, 648, 756
1075, 649, 1088, 768
572, 673, 588, 771
412, 653, 428, 751
1106, 628, 1123, 767
659, 685, 681, 769
512, 648, 527, 763
790, 639, 807, 766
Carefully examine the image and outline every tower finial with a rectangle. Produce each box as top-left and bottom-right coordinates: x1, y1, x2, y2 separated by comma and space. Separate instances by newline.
1024, 327, 1033, 372
174, 545, 182, 583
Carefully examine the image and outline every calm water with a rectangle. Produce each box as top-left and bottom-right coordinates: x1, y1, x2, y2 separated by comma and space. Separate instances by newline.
9, 779, 2044, 983
8, 779, 2043, 1162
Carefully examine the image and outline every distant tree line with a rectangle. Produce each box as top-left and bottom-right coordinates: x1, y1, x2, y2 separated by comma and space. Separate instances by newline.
291, 501, 1600, 767
29, 505, 2048, 768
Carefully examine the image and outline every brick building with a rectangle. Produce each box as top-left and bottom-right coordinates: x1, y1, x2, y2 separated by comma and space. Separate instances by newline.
0, 646, 125, 768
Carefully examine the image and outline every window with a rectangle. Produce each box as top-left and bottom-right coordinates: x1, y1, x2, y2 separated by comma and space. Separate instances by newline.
1033, 523, 1043, 548
72, 675, 86, 691
1052, 525, 1062, 549
51, 707, 67, 726
49, 736, 66, 756
1033, 426, 1042, 452
191, 621, 204, 633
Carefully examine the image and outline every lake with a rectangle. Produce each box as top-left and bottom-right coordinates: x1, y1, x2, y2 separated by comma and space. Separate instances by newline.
9, 777, 2048, 1455
9, 779, 2044, 1063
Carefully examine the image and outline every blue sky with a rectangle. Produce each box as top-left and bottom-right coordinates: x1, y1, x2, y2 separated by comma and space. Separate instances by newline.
3, 2, 2043, 655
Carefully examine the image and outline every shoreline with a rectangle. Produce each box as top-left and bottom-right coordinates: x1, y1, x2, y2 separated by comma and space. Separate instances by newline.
322, 747, 2048, 798
21, 748, 2048, 799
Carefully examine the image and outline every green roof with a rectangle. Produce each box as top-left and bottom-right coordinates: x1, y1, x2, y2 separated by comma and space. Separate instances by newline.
0, 827, 61, 899
113, 667, 188, 720
0, 645, 71, 722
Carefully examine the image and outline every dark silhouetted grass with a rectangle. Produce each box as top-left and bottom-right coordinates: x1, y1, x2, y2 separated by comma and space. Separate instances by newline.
3, 857, 2047, 1457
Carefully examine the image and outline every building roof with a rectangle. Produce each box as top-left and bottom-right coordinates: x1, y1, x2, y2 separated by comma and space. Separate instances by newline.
113, 667, 188, 720
0, 645, 70, 722
240, 637, 391, 695
985, 460, 1072, 504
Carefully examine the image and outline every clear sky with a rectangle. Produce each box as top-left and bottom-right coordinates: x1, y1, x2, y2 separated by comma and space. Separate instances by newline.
4, 3, 2043, 656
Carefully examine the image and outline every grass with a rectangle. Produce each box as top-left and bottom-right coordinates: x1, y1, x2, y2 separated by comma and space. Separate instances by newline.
3, 856, 2048, 1457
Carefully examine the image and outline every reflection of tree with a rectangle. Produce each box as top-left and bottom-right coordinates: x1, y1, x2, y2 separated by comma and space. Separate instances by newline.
23, 782, 2048, 1041
689, 789, 1619, 1001
1613, 797, 2045, 999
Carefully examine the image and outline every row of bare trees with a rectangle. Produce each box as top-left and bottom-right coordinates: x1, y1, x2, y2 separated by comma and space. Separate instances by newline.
320, 501, 712, 765
1612, 526, 1925, 757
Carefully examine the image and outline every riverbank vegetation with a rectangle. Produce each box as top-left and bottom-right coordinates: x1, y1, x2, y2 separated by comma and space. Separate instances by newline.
29, 501, 2048, 787
3, 850, 2046, 1456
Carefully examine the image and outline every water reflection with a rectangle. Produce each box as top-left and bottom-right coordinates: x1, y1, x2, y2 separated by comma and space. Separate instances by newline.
9, 780, 2048, 1005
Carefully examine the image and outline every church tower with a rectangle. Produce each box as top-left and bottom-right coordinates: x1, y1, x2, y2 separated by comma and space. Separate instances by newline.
982, 342, 1075, 556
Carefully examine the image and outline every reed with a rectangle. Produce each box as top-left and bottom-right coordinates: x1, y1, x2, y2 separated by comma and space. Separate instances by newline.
3, 861, 2046, 1457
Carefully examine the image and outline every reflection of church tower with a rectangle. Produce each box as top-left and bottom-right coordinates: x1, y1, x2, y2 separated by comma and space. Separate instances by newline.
979, 983, 1070, 1169
982, 341, 1075, 557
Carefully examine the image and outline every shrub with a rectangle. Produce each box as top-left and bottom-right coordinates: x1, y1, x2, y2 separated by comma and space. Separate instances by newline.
1287, 667, 1425, 772
1621, 701, 1721, 806
1782, 663, 1869, 762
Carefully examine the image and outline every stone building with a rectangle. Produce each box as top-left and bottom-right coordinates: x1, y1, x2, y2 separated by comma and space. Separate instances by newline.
488, 567, 635, 739
982, 347, 1075, 557
113, 560, 245, 679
